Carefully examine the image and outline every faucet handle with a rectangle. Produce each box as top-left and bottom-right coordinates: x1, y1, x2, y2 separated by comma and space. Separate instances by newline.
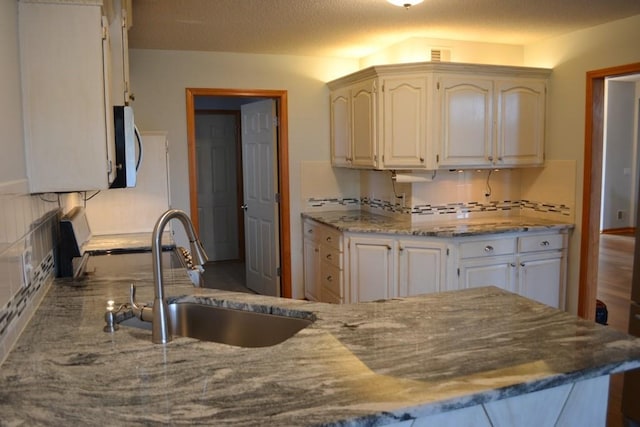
130, 284, 153, 321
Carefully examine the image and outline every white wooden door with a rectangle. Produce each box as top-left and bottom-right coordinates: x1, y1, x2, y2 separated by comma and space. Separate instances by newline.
459, 255, 516, 293
196, 113, 240, 261
381, 75, 428, 169
495, 79, 546, 166
397, 239, 447, 297
350, 79, 378, 168
241, 100, 280, 296
349, 236, 395, 302
518, 252, 563, 308
330, 87, 351, 166
437, 76, 493, 168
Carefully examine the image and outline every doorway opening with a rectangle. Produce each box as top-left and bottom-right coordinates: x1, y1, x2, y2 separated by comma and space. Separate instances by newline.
579, 62, 640, 320
186, 88, 291, 298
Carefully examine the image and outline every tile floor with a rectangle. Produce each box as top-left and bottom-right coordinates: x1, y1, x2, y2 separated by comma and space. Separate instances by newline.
201, 261, 254, 294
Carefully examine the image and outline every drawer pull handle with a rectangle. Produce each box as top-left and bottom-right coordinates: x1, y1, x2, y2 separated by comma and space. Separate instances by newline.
540, 241, 550, 246
484, 245, 494, 253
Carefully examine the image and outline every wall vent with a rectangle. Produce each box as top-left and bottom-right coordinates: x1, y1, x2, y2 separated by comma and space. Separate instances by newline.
430, 48, 451, 62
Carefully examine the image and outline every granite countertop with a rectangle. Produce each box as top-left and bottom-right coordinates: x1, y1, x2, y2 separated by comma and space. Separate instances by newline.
302, 210, 573, 237
1, 251, 639, 426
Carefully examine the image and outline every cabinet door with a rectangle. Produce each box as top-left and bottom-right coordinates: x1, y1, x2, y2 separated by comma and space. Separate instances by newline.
518, 251, 563, 308
303, 237, 321, 301
330, 87, 351, 167
437, 76, 493, 168
350, 79, 378, 168
495, 80, 546, 166
380, 76, 427, 169
109, 0, 132, 105
349, 236, 395, 302
397, 239, 447, 297
19, 2, 116, 192
459, 255, 516, 293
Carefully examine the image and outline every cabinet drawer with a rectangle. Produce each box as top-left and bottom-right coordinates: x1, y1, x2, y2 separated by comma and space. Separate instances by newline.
518, 234, 564, 253
321, 262, 342, 296
320, 227, 343, 251
459, 238, 515, 258
320, 245, 343, 269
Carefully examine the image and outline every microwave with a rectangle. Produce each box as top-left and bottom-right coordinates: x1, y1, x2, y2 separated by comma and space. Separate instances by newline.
110, 105, 142, 188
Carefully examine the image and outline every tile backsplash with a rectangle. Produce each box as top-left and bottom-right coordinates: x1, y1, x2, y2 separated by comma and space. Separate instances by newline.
0, 183, 79, 364
302, 160, 576, 223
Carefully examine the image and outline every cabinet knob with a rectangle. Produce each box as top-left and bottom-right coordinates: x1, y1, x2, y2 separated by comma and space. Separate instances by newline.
498, 157, 503, 161
488, 156, 494, 161
420, 157, 425, 163
520, 262, 525, 267
326, 254, 332, 260
314, 248, 319, 253
484, 245, 494, 253
326, 236, 332, 243
540, 240, 550, 247
326, 275, 332, 282
398, 246, 404, 252
510, 263, 516, 267
386, 245, 392, 250
307, 228, 313, 234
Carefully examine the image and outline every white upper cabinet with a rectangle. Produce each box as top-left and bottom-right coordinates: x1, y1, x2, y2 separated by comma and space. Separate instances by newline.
437, 76, 494, 168
350, 79, 378, 168
495, 79, 546, 166
108, 0, 133, 105
330, 87, 351, 167
328, 62, 550, 171
380, 74, 429, 169
20, 0, 116, 193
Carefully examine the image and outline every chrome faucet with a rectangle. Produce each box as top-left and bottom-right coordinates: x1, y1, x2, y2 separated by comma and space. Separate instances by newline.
148, 209, 208, 344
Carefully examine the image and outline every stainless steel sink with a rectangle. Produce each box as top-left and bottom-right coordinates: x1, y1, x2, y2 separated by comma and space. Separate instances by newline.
121, 302, 313, 347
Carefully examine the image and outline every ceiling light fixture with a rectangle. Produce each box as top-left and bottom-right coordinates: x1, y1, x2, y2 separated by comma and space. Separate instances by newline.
387, 0, 424, 9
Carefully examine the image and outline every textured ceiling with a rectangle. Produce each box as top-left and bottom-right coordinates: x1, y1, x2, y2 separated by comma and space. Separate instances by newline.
128, 0, 640, 58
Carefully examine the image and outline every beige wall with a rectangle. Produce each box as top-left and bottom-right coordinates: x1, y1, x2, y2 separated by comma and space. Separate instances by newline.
129, 49, 358, 298
524, 14, 640, 313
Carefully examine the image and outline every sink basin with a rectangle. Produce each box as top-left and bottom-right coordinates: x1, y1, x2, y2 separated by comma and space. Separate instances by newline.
121, 302, 313, 347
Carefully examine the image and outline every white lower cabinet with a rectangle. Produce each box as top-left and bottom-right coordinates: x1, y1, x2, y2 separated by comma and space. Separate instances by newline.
455, 232, 567, 309
349, 236, 396, 302
459, 255, 517, 293
397, 239, 448, 297
302, 218, 567, 308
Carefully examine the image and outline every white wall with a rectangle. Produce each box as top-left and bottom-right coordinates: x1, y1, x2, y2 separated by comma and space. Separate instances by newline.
128, 49, 358, 298
524, 14, 640, 313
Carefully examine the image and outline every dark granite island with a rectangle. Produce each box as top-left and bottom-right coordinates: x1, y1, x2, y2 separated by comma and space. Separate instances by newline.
0, 252, 639, 426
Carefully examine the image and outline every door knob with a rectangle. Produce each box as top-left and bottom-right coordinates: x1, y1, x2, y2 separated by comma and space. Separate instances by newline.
240, 204, 248, 211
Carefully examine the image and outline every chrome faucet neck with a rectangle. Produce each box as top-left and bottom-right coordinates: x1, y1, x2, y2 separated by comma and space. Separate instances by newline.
151, 209, 208, 344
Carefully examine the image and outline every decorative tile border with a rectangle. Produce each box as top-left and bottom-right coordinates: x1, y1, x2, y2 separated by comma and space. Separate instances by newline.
306, 197, 572, 218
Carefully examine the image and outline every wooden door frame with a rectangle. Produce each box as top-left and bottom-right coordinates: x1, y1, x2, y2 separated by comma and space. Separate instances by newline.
578, 62, 640, 319
186, 88, 291, 298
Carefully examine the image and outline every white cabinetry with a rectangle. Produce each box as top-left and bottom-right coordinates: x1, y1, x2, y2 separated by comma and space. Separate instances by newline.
436, 75, 546, 169
397, 239, 448, 297
348, 236, 396, 302
303, 219, 345, 303
516, 233, 566, 308
328, 62, 549, 171
19, 0, 116, 193
108, 0, 133, 105
455, 232, 567, 308
330, 87, 351, 167
351, 79, 378, 168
